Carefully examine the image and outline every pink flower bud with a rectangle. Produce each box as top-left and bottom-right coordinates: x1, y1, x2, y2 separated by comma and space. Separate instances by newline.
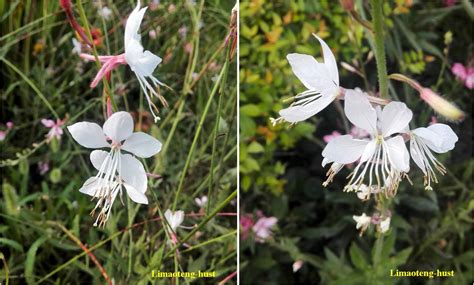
6, 121, 13, 129
420, 88, 464, 121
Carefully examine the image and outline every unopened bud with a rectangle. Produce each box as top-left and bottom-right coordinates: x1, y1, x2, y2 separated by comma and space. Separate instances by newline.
420, 88, 465, 121
340, 0, 355, 11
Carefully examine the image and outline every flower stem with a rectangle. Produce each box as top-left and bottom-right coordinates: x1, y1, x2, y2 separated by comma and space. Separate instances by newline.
370, 0, 389, 99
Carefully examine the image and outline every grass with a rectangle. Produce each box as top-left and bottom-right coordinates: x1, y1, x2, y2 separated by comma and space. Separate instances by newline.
0, 0, 237, 284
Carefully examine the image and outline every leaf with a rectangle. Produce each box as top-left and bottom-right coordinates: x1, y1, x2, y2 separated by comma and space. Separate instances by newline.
0, 237, 24, 252
247, 141, 264, 153
2, 182, 19, 216
349, 242, 368, 270
240, 104, 261, 117
25, 237, 47, 285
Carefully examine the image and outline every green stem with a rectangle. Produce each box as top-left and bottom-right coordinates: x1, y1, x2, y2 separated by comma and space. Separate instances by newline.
370, 0, 389, 99
207, 45, 232, 214
172, 60, 228, 211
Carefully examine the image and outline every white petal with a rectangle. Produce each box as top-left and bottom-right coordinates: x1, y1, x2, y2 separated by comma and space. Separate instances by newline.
118, 153, 147, 193
125, 39, 162, 77
279, 88, 337, 123
380, 102, 413, 137
322, 135, 368, 164
313, 34, 339, 86
122, 132, 162, 158
124, 1, 147, 48
67, 122, 109, 149
103, 112, 134, 143
385, 136, 410, 172
426, 123, 458, 153
124, 183, 148, 204
410, 139, 426, 174
360, 139, 377, 162
380, 217, 391, 233
344, 89, 377, 134
90, 150, 109, 170
78, 177, 99, 196
286, 54, 335, 90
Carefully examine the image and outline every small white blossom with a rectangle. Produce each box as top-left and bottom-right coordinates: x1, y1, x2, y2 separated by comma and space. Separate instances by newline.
194, 196, 208, 208
68, 112, 162, 227
98, 7, 112, 20
72, 38, 82, 55
353, 213, 371, 234
379, 217, 391, 233
407, 123, 458, 190
164, 209, 185, 232
322, 89, 412, 195
278, 35, 340, 123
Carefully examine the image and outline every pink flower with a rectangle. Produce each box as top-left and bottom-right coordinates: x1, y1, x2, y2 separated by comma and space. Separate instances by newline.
0, 131, 6, 141
42, 118, 65, 142
6, 121, 13, 129
38, 161, 50, 175
292, 260, 304, 273
184, 42, 193, 54
451, 63, 474, 90
443, 0, 456, 7
240, 214, 254, 240
252, 216, 278, 242
451, 63, 467, 81
323, 131, 341, 143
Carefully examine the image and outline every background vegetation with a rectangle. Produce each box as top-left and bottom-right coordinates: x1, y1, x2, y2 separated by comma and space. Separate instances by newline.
240, 0, 472, 284
1, 0, 237, 284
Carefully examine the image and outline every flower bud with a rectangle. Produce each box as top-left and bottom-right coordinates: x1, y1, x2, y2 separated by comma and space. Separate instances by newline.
340, 0, 355, 11
420, 88, 465, 121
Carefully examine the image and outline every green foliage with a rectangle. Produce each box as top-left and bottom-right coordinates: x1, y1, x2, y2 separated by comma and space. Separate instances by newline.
240, 0, 473, 284
1, 0, 237, 284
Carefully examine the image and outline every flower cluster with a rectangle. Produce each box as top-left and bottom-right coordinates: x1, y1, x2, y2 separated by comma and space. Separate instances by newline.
277, 35, 459, 235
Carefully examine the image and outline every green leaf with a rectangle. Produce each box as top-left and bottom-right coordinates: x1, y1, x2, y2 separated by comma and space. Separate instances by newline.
240, 104, 261, 117
2, 182, 19, 216
25, 237, 47, 285
349, 242, 368, 270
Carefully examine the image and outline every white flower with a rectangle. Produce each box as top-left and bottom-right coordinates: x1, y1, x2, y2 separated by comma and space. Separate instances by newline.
124, 0, 164, 122
164, 209, 185, 232
278, 34, 339, 123
322, 89, 412, 194
98, 7, 112, 20
195, 196, 208, 208
72, 38, 82, 55
353, 213, 371, 234
355, 184, 380, 200
68, 112, 162, 227
408, 123, 458, 190
379, 217, 391, 233
292, 260, 304, 273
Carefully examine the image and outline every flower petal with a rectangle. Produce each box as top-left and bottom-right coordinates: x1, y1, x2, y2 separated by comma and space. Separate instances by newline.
360, 139, 377, 163
426, 123, 458, 153
344, 89, 377, 134
118, 153, 147, 193
78, 177, 99, 196
103, 112, 134, 143
41, 119, 55, 128
286, 53, 335, 91
67, 122, 109, 149
124, 183, 148, 204
380, 102, 413, 137
385, 135, 410, 172
124, 1, 147, 48
279, 88, 337, 123
125, 39, 162, 77
410, 139, 427, 174
313, 34, 339, 86
322, 135, 368, 164
90, 150, 109, 170
122, 132, 162, 158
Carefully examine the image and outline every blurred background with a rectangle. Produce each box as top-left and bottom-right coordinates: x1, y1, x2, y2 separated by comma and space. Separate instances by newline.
239, 0, 472, 284
1, 0, 237, 284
